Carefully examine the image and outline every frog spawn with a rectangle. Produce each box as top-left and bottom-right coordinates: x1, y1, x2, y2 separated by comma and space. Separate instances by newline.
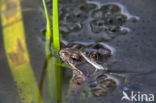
43, 1, 139, 42
53, 1, 139, 42
90, 3, 139, 40
59, 3, 89, 34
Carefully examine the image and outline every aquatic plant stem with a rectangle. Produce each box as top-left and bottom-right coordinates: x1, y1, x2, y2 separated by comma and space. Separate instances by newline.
42, 0, 52, 55
42, 0, 62, 103
52, 0, 62, 103
52, 0, 60, 50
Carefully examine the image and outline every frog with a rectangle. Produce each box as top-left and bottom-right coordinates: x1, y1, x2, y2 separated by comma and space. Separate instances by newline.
59, 43, 118, 97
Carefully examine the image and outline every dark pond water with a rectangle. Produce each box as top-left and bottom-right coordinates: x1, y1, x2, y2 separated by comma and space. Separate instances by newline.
0, 0, 156, 103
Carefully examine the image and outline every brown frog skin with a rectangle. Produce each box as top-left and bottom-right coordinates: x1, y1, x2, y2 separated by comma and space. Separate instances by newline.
59, 43, 117, 96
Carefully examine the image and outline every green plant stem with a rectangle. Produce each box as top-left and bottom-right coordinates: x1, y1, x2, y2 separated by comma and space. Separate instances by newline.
42, 0, 62, 103
42, 0, 52, 55
52, 0, 60, 50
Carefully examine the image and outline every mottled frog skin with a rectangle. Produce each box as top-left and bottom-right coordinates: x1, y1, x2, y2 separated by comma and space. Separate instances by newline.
59, 43, 117, 96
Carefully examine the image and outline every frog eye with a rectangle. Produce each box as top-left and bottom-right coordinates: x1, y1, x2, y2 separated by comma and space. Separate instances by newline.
71, 53, 80, 61
92, 52, 97, 56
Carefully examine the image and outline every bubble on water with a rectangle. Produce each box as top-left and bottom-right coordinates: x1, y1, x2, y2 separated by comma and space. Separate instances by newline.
130, 16, 140, 23
120, 27, 131, 34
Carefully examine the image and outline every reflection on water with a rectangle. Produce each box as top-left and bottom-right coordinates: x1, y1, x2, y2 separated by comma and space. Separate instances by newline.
39, 52, 62, 103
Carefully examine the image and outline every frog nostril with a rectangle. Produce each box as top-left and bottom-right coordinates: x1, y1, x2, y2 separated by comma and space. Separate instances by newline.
60, 51, 68, 56
59, 50, 70, 59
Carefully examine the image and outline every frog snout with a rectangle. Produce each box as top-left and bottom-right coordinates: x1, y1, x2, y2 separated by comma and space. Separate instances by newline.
59, 49, 70, 60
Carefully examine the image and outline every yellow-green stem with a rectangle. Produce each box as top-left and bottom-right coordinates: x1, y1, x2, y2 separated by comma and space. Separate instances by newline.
52, 0, 60, 50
